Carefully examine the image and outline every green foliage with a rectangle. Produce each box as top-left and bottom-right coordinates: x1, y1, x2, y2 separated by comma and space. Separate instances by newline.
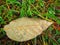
55, 30, 60, 35
0, 16, 5, 24
6, 0, 17, 4
6, 9, 13, 21
57, 38, 60, 44
55, 0, 60, 6
43, 7, 60, 24
0, 28, 6, 38
44, 7, 56, 19
20, 0, 26, 17
0, 5, 6, 14
30, 0, 35, 4
50, 38, 57, 45
39, 0, 44, 7
56, 9, 60, 13
27, 6, 33, 17
20, 8, 25, 17
56, 19, 60, 25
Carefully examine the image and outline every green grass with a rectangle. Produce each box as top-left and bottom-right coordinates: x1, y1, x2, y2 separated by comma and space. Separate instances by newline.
0, 0, 60, 45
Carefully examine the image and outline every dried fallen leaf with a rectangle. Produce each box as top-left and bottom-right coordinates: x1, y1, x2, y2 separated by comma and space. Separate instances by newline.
53, 22, 60, 31
4, 17, 53, 42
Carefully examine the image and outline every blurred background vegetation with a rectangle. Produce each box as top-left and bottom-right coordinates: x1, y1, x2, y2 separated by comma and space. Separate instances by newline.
0, 0, 60, 45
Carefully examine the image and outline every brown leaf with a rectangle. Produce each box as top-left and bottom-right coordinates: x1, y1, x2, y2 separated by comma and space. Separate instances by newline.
53, 22, 60, 31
